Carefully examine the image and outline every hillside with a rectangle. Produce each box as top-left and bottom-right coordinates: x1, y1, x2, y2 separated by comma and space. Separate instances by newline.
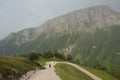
72, 25, 120, 79
0, 5, 120, 79
0, 56, 40, 80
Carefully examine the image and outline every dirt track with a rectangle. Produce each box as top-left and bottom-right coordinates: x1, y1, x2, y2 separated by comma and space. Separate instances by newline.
22, 61, 102, 80
27, 61, 61, 80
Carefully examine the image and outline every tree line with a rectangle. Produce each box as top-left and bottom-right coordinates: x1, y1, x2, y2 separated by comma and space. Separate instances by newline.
20, 50, 73, 62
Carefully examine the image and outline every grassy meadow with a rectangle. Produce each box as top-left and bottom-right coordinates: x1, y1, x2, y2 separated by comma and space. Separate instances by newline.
55, 63, 93, 80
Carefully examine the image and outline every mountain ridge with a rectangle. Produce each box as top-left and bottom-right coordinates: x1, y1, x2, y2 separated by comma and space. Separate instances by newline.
4, 5, 120, 47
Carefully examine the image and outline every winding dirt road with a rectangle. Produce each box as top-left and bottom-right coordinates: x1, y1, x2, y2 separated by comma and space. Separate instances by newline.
26, 61, 102, 80
27, 61, 61, 80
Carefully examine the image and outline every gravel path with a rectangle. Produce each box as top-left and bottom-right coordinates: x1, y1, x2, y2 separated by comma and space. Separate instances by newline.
27, 61, 61, 80
25, 61, 102, 80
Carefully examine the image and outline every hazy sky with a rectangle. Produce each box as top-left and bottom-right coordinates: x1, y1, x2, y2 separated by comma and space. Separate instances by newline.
0, 0, 120, 39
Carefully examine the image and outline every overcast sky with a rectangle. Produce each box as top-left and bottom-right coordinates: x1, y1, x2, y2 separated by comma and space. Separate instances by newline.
0, 0, 120, 39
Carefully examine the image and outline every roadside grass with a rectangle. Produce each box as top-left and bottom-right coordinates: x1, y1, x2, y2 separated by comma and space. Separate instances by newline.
0, 56, 39, 79
81, 66, 118, 80
55, 63, 93, 80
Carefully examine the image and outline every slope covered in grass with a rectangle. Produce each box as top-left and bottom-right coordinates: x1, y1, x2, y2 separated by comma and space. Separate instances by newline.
73, 25, 120, 79
81, 65, 118, 80
0, 56, 39, 80
55, 63, 93, 80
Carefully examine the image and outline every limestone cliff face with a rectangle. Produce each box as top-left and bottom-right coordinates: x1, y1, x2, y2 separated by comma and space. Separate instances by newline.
1, 5, 120, 55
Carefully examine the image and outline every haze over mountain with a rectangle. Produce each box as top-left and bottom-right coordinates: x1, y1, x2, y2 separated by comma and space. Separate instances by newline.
1, 0, 120, 40
0, 5, 120, 78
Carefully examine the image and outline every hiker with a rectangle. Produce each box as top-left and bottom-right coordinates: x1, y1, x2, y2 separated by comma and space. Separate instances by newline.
49, 64, 51, 68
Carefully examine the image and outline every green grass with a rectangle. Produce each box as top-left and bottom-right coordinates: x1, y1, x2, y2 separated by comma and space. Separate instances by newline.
81, 66, 118, 80
55, 63, 93, 80
0, 56, 39, 79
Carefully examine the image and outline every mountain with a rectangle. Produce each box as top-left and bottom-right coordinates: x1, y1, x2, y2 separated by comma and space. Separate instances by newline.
0, 5, 120, 78
1, 5, 120, 54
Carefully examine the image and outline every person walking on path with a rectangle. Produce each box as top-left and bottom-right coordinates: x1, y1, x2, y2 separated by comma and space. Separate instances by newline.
49, 64, 51, 68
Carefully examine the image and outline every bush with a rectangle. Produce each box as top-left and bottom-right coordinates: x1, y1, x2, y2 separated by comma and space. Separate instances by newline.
28, 52, 41, 61
42, 51, 54, 58
67, 54, 72, 62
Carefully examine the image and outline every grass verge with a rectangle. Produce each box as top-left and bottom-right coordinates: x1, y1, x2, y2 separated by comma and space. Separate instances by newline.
55, 63, 93, 80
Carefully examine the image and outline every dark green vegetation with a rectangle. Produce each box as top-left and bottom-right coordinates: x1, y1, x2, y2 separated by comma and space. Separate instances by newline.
81, 65, 118, 80
21, 51, 72, 61
0, 56, 40, 80
55, 63, 93, 80
20, 51, 71, 68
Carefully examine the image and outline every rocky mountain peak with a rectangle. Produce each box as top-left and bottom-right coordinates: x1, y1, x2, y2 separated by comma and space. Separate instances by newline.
36, 5, 120, 35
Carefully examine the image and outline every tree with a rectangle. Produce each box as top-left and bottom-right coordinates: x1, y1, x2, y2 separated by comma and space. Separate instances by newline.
92, 59, 100, 69
28, 52, 41, 61
53, 51, 65, 60
67, 54, 72, 62
42, 51, 54, 58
